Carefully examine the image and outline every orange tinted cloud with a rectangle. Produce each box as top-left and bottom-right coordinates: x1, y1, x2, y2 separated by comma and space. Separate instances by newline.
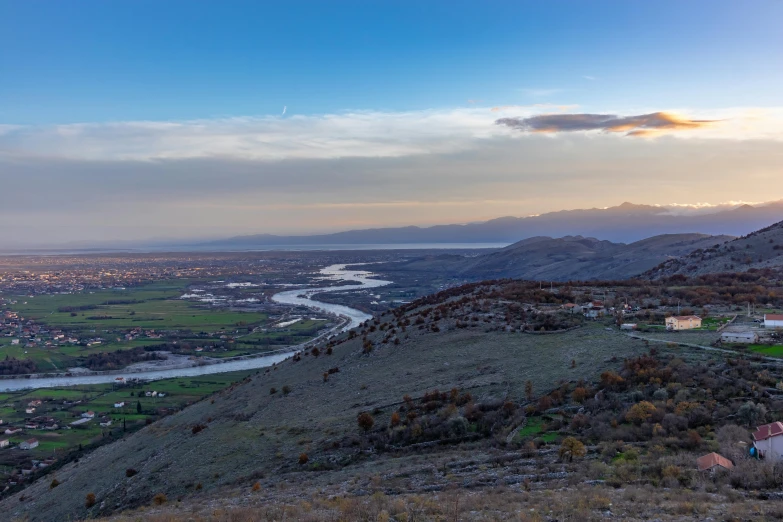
496, 111, 718, 136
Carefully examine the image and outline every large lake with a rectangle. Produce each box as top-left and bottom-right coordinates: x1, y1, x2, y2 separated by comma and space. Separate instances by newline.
0, 264, 389, 392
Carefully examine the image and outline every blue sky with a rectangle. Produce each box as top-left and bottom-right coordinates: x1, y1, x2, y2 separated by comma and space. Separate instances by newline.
2, 1, 781, 123
0, 1, 782, 245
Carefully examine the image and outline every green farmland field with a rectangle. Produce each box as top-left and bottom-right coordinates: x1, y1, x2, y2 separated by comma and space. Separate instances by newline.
12, 282, 268, 334
2, 282, 275, 371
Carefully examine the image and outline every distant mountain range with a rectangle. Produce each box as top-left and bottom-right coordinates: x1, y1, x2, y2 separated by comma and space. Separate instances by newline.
367, 233, 735, 282
207, 201, 783, 247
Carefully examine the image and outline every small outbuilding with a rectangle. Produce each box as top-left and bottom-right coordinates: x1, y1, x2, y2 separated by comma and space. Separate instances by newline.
721, 331, 759, 344
697, 452, 734, 472
19, 439, 39, 450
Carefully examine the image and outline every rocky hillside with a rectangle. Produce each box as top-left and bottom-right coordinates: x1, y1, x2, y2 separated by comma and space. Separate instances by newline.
460, 233, 733, 281
1, 283, 646, 521
369, 232, 733, 282
646, 219, 783, 279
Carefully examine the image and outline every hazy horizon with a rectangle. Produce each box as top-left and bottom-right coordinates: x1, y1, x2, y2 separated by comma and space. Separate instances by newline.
2, 199, 780, 250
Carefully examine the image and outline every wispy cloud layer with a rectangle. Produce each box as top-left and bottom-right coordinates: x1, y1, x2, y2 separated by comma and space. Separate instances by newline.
2, 106, 775, 163
496, 112, 718, 137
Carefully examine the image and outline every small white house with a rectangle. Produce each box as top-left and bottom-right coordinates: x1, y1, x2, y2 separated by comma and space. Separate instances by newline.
764, 314, 783, 329
0, 439, 8, 448
81, 411, 95, 419
19, 439, 39, 450
114, 402, 125, 408
721, 331, 759, 344
753, 421, 783, 460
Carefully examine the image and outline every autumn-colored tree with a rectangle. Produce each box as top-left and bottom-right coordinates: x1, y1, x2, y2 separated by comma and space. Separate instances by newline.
390, 412, 401, 427
571, 387, 588, 404
298, 453, 309, 465
357, 412, 375, 432
525, 380, 534, 401
600, 371, 625, 390
625, 401, 656, 425
558, 437, 586, 462
85, 493, 96, 508
152, 493, 167, 506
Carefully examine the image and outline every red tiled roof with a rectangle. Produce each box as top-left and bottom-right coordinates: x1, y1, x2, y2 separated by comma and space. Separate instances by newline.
753, 421, 783, 442
765, 314, 783, 321
25, 438, 37, 444
669, 316, 701, 321
696, 452, 733, 471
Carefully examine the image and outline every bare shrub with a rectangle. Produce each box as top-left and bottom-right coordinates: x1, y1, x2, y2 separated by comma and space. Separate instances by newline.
358, 412, 375, 432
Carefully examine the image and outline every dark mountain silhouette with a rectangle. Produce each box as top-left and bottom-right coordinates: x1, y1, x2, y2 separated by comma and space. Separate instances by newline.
205, 201, 783, 247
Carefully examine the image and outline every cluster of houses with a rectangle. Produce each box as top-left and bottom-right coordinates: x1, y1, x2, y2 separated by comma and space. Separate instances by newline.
720, 313, 783, 345
563, 300, 633, 319
1, 309, 81, 349
697, 421, 783, 473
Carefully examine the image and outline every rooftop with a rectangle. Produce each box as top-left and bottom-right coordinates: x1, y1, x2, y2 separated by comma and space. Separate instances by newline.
753, 421, 783, 442
696, 452, 734, 471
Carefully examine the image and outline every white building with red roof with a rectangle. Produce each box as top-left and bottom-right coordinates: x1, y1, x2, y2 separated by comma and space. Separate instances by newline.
764, 314, 783, 329
753, 421, 783, 460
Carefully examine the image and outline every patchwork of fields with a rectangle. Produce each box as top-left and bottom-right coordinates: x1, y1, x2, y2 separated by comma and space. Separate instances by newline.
0, 370, 256, 484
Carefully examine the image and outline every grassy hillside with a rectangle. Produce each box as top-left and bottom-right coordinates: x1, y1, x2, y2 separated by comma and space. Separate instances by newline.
1, 313, 647, 520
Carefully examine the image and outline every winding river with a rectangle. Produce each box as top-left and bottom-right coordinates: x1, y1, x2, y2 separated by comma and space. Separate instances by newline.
271, 264, 391, 330
0, 264, 389, 392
